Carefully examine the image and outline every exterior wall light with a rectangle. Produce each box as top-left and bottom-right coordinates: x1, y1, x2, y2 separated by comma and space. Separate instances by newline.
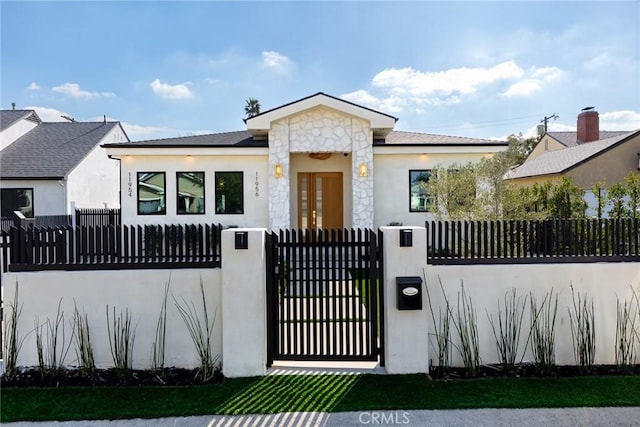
358, 163, 368, 177
274, 164, 283, 178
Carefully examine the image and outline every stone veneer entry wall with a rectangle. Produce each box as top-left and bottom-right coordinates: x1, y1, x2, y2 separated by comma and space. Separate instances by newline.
268, 106, 374, 229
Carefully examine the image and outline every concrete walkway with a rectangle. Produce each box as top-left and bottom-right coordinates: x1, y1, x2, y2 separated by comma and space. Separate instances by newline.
5, 408, 640, 427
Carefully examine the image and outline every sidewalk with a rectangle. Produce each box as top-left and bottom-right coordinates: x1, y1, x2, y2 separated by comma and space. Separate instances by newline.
5, 408, 640, 427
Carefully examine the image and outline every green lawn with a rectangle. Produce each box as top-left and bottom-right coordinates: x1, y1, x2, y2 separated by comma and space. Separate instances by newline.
2, 374, 639, 423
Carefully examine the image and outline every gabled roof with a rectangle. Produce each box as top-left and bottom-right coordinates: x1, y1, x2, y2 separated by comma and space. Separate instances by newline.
102, 130, 262, 148
546, 131, 629, 148
378, 131, 506, 146
0, 109, 41, 131
506, 130, 640, 180
245, 92, 398, 138
1, 122, 120, 179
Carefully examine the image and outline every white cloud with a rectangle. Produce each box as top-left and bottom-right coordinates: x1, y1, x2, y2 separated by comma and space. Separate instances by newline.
52, 82, 115, 99
600, 110, 640, 130
501, 65, 564, 98
261, 51, 294, 75
27, 82, 40, 91
25, 105, 71, 122
341, 90, 405, 114
502, 80, 542, 97
120, 122, 173, 138
150, 79, 194, 100
583, 52, 613, 70
371, 61, 524, 97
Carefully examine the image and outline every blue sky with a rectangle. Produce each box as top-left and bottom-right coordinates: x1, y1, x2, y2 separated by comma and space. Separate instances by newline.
2, 1, 639, 141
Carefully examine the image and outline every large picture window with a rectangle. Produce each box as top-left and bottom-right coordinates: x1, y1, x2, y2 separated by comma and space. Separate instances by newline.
177, 172, 205, 214
409, 170, 433, 212
215, 172, 243, 214
1, 188, 34, 218
137, 172, 166, 215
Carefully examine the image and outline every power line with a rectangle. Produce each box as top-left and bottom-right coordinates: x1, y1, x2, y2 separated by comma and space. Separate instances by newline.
400, 113, 544, 133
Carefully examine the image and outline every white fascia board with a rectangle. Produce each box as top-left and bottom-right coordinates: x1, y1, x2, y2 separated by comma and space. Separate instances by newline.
373, 145, 507, 155
104, 146, 269, 158
246, 93, 396, 132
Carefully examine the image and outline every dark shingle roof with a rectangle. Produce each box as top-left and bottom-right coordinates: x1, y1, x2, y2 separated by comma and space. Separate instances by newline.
102, 130, 263, 148
547, 131, 630, 147
0, 110, 41, 132
1, 122, 119, 179
104, 129, 505, 149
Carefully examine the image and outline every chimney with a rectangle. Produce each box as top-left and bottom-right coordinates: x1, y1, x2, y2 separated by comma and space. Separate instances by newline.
577, 107, 599, 143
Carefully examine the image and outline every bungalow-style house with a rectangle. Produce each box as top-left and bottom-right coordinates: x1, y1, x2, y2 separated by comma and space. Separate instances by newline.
507, 108, 640, 189
0, 109, 129, 220
103, 93, 507, 229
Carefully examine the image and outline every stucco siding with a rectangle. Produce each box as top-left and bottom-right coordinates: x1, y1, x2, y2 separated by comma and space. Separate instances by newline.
528, 135, 566, 160
566, 134, 640, 188
120, 154, 269, 227
0, 179, 67, 216
67, 126, 124, 210
3, 269, 221, 370
0, 119, 38, 151
426, 262, 640, 366
374, 152, 495, 227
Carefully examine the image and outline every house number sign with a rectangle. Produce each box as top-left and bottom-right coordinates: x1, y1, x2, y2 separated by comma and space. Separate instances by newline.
255, 172, 259, 197
127, 172, 133, 197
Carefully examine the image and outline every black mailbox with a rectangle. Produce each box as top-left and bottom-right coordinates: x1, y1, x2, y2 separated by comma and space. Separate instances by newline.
396, 276, 422, 310
234, 231, 248, 249
399, 229, 413, 247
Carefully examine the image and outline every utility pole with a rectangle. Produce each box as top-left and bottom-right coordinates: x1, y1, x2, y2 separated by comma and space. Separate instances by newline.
541, 113, 559, 132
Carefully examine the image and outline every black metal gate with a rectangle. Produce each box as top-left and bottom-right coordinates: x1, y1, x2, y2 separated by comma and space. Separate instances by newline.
266, 228, 384, 366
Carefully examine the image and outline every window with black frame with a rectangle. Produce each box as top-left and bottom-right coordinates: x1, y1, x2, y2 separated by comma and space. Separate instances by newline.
409, 170, 433, 212
215, 172, 243, 214
137, 172, 166, 215
1, 188, 34, 218
177, 172, 205, 214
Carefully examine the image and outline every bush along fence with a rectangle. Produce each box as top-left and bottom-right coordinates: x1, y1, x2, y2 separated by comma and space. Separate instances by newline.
1, 223, 223, 272
427, 218, 640, 264
424, 279, 640, 378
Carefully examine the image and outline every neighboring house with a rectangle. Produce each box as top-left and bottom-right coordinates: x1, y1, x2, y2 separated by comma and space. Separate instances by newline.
0, 109, 129, 220
507, 108, 640, 188
104, 92, 507, 229
506, 108, 640, 215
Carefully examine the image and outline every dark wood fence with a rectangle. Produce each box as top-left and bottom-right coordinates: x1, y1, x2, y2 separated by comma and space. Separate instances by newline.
427, 218, 640, 264
2, 223, 223, 272
75, 208, 121, 227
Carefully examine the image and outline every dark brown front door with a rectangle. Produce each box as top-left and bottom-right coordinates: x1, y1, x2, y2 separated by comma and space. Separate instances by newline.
297, 172, 343, 230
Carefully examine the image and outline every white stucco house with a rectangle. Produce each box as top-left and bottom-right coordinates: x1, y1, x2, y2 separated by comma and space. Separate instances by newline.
104, 93, 507, 229
0, 109, 128, 220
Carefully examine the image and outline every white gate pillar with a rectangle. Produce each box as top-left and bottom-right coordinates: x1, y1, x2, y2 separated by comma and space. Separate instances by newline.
381, 226, 429, 374
221, 228, 267, 377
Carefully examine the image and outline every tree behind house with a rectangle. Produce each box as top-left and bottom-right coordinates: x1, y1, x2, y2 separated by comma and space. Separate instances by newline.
244, 98, 261, 118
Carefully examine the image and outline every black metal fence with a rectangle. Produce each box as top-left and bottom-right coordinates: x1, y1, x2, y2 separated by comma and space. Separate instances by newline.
2, 223, 223, 272
266, 228, 384, 365
427, 218, 640, 264
75, 208, 121, 227
1, 214, 72, 232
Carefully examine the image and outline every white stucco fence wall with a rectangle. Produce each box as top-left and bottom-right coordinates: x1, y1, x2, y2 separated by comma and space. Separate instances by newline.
424, 262, 640, 367
2, 269, 222, 370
